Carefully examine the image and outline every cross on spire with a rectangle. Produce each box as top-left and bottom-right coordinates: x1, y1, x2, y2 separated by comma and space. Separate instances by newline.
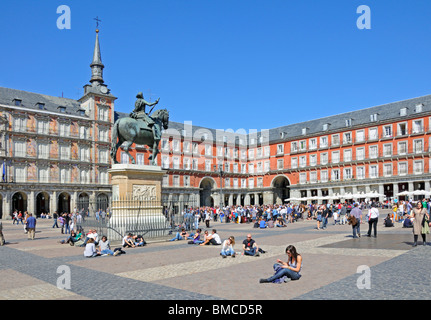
94, 16, 102, 30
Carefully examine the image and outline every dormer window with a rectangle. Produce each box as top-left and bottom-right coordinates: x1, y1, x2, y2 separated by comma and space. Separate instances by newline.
79, 110, 86, 116
323, 123, 330, 131
415, 104, 423, 113
400, 107, 407, 116
302, 128, 308, 135
345, 119, 352, 127
13, 99, 22, 106
58, 106, 66, 113
37, 103, 45, 110
370, 114, 377, 122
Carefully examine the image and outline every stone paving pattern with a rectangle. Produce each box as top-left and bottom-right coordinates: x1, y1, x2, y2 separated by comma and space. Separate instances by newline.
0, 209, 428, 300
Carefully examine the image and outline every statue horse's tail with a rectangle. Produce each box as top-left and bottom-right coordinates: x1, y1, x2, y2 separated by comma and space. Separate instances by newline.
110, 119, 120, 162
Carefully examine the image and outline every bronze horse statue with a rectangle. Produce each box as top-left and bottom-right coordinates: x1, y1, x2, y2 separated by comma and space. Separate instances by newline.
110, 109, 169, 166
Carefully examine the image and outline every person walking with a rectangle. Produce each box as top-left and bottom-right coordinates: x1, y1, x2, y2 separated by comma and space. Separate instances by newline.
52, 211, 59, 228
350, 203, 362, 238
26, 213, 37, 240
410, 201, 430, 247
366, 203, 379, 238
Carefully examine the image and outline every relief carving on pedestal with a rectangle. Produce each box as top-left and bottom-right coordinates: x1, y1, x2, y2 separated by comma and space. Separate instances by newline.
133, 185, 157, 201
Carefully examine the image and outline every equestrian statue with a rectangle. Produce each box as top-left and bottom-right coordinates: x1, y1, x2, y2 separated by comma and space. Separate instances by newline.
111, 92, 170, 166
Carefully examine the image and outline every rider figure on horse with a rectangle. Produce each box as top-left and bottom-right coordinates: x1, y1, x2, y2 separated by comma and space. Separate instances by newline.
130, 92, 161, 139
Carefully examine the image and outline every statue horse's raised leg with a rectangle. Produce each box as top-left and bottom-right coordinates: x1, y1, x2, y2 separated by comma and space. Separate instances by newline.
123, 140, 136, 164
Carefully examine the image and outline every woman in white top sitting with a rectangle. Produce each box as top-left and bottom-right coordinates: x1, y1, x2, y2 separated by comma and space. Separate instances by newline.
83, 238, 100, 258
220, 236, 235, 258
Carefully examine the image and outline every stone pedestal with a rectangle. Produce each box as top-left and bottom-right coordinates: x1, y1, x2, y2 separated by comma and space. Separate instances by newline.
108, 164, 169, 241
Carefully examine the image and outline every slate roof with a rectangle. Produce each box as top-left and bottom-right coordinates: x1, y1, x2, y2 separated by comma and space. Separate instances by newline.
0, 87, 84, 117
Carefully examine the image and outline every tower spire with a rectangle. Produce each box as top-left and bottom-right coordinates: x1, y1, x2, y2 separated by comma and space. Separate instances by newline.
90, 27, 104, 86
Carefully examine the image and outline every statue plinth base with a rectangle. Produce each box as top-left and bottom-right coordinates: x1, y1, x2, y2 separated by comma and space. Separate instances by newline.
108, 164, 169, 241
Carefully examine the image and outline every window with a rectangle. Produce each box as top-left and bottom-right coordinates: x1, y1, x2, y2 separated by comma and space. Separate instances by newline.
343, 132, 352, 144
241, 178, 246, 188
37, 120, 49, 134
233, 178, 239, 188
60, 167, 70, 183
356, 147, 365, 160
356, 166, 365, 179
302, 128, 308, 135
370, 114, 378, 122
345, 119, 352, 127
205, 160, 211, 172
60, 144, 70, 160
310, 172, 317, 183
58, 106, 66, 113
310, 154, 317, 166
161, 139, 169, 151
99, 170, 108, 184
343, 168, 352, 180
205, 144, 212, 156
332, 134, 340, 146
162, 156, 169, 169
383, 164, 392, 177
414, 139, 423, 153
121, 152, 129, 164
248, 149, 254, 159
98, 127, 108, 142
183, 158, 190, 170
383, 144, 392, 157
38, 142, 49, 159
331, 151, 340, 163
291, 158, 298, 169
39, 167, 49, 183
14, 140, 26, 157
398, 162, 408, 175
412, 120, 423, 134
13, 117, 26, 132
299, 156, 306, 167
192, 159, 198, 170
299, 173, 307, 184
98, 106, 109, 121
291, 142, 298, 152
323, 123, 329, 131
320, 170, 328, 182
320, 153, 328, 165
99, 149, 109, 164
173, 176, 180, 187
257, 177, 263, 187
137, 153, 144, 165
400, 108, 407, 116
277, 144, 284, 154
299, 140, 306, 151
397, 123, 407, 136
162, 176, 169, 187
248, 178, 254, 188
414, 160, 424, 174
80, 168, 90, 184
14, 99, 22, 106
173, 140, 180, 152
184, 176, 190, 187
14, 166, 26, 182
369, 145, 378, 159
277, 159, 283, 170
383, 125, 392, 138
233, 163, 238, 173
356, 130, 365, 143
369, 128, 378, 140
309, 138, 317, 150
415, 104, 423, 113
183, 141, 190, 153
264, 161, 270, 172
344, 149, 352, 162
331, 169, 340, 181
320, 136, 328, 148
398, 141, 407, 155
249, 163, 255, 173
369, 165, 378, 178
80, 126, 89, 139
59, 123, 70, 137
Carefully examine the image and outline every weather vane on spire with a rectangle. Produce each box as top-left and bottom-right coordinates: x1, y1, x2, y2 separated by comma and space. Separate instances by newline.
94, 16, 102, 31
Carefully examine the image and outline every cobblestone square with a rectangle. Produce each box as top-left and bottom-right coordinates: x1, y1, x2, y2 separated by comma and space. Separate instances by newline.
1, 209, 428, 301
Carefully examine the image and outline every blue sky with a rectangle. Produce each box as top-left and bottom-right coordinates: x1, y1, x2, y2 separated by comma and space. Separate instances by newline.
1, 1, 431, 132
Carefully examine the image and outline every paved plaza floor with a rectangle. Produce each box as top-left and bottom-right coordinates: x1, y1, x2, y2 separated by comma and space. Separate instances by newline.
0, 210, 430, 302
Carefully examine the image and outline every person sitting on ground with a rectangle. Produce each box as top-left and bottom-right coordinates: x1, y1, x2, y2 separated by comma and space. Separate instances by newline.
188, 229, 202, 244
276, 217, 287, 227
220, 236, 236, 258
169, 228, 189, 241
259, 218, 267, 229
81, 229, 99, 247
384, 214, 394, 227
403, 214, 413, 228
59, 230, 83, 246
199, 229, 222, 246
259, 245, 302, 283
134, 235, 146, 246
122, 233, 136, 248
99, 235, 121, 256
83, 238, 100, 258
243, 234, 266, 256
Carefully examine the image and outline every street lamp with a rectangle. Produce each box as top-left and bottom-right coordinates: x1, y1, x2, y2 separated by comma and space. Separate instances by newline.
214, 164, 224, 208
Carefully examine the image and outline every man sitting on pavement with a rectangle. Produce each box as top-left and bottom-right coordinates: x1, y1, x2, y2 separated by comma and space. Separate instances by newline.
199, 229, 222, 246
242, 234, 266, 256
